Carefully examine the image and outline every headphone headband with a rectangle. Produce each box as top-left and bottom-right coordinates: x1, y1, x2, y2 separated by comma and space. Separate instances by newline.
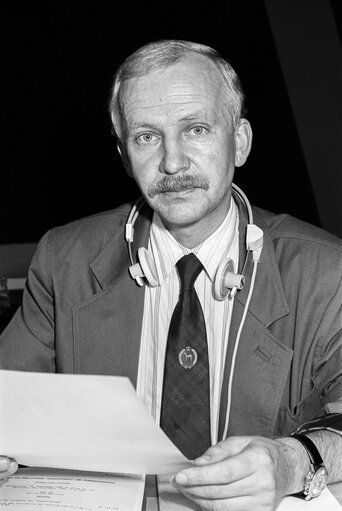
125, 183, 263, 298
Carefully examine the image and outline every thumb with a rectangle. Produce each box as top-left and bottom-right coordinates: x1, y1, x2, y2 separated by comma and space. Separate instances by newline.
193, 436, 253, 465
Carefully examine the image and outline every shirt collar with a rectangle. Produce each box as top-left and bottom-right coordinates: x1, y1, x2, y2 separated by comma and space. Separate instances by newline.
149, 199, 239, 285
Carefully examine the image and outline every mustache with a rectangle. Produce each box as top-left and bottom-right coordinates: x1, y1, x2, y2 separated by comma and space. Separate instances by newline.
148, 175, 209, 198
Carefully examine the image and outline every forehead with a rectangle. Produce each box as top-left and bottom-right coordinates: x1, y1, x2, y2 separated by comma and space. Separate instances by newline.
120, 54, 229, 129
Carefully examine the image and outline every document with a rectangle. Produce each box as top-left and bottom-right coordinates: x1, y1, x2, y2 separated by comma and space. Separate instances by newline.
0, 467, 145, 510
0, 369, 190, 475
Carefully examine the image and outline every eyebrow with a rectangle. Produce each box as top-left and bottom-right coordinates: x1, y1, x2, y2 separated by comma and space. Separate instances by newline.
179, 111, 214, 123
126, 122, 156, 134
126, 110, 216, 134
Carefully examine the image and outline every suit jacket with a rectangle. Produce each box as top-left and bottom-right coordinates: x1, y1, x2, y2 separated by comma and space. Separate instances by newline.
1, 196, 342, 439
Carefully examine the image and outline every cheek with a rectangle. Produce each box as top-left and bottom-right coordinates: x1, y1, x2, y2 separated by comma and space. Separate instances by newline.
211, 142, 234, 163
205, 147, 234, 181
128, 157, 151, 188
128, 149, 160, 182
201, 137, 233, 164
131, 169, 149, 193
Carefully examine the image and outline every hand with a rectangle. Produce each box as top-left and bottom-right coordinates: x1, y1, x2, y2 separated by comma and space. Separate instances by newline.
171, 436, 307, 511
0, 457, 18, 488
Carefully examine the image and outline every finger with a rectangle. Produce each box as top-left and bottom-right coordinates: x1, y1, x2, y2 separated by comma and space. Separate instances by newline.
178, 469, 277, 502
172, 452, 254, 487
0, 457, 11, 473
194, 436, 253, 466
179, 476, 277, 511
175, 474, 256, 500
8, 459, 18, 475
0, 458, 18, 477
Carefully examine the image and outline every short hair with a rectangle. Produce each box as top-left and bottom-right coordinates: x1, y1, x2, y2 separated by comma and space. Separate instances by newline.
108, 39, 246, 139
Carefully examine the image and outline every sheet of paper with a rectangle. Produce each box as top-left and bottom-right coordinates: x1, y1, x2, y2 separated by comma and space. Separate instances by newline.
0, 467, 145, 511
278, 488, 342, 510
157, 478, 342, 511
0, 369, 190, 475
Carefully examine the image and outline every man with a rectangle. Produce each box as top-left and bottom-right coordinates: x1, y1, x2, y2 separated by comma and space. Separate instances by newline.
1, 40, 342, 510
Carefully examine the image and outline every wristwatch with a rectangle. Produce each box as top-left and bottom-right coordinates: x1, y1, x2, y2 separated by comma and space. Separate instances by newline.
291, 433, 328, 500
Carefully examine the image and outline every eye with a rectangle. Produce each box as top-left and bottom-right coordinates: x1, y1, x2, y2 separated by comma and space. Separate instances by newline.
136, 133, 158, 145
189, 126, 207, 136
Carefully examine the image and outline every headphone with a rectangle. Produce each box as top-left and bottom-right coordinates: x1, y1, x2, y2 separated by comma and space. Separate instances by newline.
125, 183, 263, 300
125, 183, 264, 440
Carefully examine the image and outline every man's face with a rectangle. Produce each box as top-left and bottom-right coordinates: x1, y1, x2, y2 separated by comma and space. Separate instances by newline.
120, 54, 251, 244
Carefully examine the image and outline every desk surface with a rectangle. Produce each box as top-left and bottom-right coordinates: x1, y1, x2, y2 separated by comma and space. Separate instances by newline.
144, 476, 342, 510
331, 482, 342, 503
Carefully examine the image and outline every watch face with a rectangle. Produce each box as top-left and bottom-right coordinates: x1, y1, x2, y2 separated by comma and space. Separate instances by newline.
309, 467, 329, 497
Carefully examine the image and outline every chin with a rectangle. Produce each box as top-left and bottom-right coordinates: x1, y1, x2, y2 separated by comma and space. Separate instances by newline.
156, 202, 208, 230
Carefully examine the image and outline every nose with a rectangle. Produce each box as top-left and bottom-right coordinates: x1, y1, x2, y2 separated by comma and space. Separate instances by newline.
159, 137, 190, 175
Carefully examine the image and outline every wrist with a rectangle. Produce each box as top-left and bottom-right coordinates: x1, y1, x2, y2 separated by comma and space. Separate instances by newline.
275, 437, 312, 495
289, 433, 329, 500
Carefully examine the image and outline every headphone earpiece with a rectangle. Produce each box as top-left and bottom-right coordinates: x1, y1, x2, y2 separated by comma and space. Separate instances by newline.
129, 248, 244, 298
129, 247, 159, 287
213, 259, 245, 300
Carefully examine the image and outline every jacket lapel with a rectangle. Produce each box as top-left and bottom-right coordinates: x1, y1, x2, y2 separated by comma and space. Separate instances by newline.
218, 199, 292, 439
72, 202, 152, 387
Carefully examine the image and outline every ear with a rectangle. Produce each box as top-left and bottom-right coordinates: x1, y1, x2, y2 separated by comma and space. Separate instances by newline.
117, 141, 134, 178
234, 119, 253, 167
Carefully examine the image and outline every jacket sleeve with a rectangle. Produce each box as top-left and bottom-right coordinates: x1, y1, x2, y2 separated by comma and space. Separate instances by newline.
293, 413, 342, 436
294, 269, 342, 436
0, 231, 56, 372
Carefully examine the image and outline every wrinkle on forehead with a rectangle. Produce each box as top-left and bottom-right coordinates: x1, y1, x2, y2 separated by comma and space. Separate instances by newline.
121, 55, 228, 125
127, 95, 210, 112
127, 92, 213, 109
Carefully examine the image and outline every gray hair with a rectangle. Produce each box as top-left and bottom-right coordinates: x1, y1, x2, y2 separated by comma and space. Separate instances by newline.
108, 39, 246, 139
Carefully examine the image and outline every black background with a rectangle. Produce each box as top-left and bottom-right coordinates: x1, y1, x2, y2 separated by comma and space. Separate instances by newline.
1, 1, 341, 243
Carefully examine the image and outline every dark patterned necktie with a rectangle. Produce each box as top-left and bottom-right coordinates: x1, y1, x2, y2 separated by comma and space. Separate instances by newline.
160, 253, 211, 459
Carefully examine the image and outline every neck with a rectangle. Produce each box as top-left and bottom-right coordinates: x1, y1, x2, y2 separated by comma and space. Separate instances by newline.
166, 208, 232, 249
168, 226, 208, 249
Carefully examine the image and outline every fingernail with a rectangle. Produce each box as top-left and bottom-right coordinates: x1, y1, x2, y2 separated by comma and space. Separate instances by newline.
175, 473, 187, 485
195, 454, 210, 464
9, 461, 17, 471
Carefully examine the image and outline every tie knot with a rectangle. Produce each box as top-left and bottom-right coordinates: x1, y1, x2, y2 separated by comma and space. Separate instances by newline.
176, 253, 204, 291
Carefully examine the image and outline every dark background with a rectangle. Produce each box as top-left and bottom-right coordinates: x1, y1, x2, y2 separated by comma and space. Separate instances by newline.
1, 0, 342, 244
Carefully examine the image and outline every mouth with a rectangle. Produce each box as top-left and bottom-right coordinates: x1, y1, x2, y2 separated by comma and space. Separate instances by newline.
148, 175, 209, 198
165, 186, 198, 194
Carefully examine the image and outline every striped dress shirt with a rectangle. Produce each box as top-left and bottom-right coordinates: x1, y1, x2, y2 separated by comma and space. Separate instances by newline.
136, 199, 239, 446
